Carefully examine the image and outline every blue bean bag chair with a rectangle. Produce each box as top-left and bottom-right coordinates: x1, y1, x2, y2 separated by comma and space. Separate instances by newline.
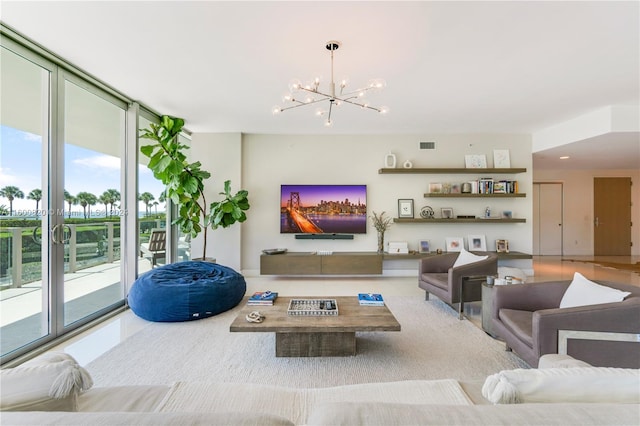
128, 261, 246, 322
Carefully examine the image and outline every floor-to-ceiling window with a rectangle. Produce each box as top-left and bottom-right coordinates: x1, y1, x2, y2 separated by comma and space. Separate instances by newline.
0, 42, 52, 358
61, 76, 126, 327
0, 28, 148, 364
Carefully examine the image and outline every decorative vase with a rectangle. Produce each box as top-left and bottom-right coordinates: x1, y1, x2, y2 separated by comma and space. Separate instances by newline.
377, 232, 385, 253
384, 152, 396, 168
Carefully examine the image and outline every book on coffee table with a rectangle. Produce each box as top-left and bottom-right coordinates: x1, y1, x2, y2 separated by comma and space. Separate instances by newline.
358, 293, 385, 306
247, 291, 278, 305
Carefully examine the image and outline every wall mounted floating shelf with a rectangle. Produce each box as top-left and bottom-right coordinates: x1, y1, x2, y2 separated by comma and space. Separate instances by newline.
378, 167, 527, 174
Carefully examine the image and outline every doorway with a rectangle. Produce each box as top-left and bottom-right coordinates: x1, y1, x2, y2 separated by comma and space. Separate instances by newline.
594, 177, 631, 255
533, 183, 563, 255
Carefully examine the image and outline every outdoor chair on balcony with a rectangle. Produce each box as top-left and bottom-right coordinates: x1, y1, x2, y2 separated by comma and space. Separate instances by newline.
140, 229, 166, 268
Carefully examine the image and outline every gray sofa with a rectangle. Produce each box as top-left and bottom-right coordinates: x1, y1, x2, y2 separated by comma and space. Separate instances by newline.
491, 280, 640, 368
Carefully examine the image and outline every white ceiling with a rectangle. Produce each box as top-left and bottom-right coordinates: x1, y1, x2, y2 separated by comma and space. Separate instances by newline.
2, 1, 639, 169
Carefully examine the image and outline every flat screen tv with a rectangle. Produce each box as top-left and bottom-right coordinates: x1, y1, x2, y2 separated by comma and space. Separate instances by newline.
280, 184, 367, 234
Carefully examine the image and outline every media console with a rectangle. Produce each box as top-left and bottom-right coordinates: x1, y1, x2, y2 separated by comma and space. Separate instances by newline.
260, 251, 532, 276
260, 252, 383, 275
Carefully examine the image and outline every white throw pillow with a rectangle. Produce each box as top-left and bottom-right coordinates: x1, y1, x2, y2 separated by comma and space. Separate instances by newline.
0, 353, 93, 411
559, 272, 631, 308
482, 367, 640, 404
452, 248, 488, 268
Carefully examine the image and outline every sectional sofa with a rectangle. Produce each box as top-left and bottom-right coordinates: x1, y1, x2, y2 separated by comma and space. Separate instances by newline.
1, 353, 638, 425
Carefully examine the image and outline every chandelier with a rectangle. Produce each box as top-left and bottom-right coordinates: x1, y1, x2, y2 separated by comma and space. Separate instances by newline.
272, 40, 389, 127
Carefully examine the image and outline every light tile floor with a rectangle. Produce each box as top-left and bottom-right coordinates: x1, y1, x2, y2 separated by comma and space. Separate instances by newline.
47, 255, 640, 366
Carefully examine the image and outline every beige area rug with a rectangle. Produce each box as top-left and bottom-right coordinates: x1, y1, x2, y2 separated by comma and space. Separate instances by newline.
562, 258, 640, 275
86, 296, 528, 388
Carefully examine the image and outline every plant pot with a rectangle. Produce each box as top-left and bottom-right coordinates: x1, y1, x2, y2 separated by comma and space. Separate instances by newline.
191, 257, 217, 263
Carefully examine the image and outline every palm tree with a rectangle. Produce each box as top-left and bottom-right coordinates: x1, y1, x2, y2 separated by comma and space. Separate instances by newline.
139, 192, 155, 217
76, 192, 97, 219
64, 190, 77, 218
27, 189, 42, 212
0, 186, 25, 216
98, 192, 110, 217
152, 200, 159, 215
105, 189, 120, 217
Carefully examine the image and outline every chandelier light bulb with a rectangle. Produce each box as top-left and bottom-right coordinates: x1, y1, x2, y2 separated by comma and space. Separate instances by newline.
315, 108, 325, 116
272, 105, 282, 115
379, 106, 390, 114
340, 78, 348, 88
282, 94, 293, 103
288, 79, 301, 92
368, 78, 387, 90
324, 119, 333, 127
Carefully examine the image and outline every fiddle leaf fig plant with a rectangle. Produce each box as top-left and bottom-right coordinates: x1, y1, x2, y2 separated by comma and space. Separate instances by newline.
140, 115, 249, 260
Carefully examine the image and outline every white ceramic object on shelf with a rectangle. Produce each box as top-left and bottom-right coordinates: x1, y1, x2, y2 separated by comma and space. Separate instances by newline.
384, 152, 396, 168
403, 160, 413, 168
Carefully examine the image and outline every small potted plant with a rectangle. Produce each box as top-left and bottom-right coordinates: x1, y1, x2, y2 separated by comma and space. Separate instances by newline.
140, 115, 249, 261
370, 211, 393, 253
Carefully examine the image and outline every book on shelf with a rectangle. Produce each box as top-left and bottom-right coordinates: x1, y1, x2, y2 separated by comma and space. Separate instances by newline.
358, 293, 385, 306
247, 291, 278, 305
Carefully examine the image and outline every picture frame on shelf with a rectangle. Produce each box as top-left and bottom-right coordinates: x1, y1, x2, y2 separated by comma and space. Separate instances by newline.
398, 199, 414, 218
419, 240, 430, 253
445, 237, 464, 252
467, 234, 487, 251
493, 182, 506, 193
428, 183, 443, 193
450, 183, 461, 194
496, 239, 510, 253
441, 207, 454, 219
493, 149, 511, 168
464, 154, 487, 169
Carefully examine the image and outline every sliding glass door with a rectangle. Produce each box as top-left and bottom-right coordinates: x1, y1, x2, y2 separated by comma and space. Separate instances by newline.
0, 44, 52, 357
61, 76, 126, 327
1, 39, 128, 362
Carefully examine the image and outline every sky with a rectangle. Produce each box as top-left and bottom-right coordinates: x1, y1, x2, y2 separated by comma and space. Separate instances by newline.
0, 125, 166, 216
280, 184, 367, 208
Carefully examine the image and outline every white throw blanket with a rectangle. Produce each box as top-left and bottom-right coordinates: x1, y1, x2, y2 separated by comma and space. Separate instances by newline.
155, 379, 473, 425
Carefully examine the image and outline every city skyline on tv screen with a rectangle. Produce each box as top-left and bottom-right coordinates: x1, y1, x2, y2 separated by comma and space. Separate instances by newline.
280, 184, 367, 234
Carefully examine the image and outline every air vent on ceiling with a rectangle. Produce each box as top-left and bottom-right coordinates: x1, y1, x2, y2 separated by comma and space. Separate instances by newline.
420, 141, 436, 150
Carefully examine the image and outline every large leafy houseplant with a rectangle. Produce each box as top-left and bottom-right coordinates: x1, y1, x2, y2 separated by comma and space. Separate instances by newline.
140, 115, 249, 260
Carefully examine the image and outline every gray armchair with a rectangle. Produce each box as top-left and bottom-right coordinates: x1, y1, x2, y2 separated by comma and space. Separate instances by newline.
491, 280, 640, 368
418, 252, 498, 318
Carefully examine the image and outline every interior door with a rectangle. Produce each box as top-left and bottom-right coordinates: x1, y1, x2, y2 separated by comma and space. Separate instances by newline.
533, 183, 563, 255
594, 177, 631, 255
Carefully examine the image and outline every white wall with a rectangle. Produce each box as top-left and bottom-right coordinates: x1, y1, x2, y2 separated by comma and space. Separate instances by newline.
190, 133, 243, 269
534, 168, 640, 256
240, 133, 533, 274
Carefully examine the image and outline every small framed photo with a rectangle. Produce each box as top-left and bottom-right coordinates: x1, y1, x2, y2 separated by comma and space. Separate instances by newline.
493, 182, 506, 194
502, 210, 513, 219
441, 207, 454, 219
446, 237, 464, 252
428, 183, 442, 194
450, 183, 461, 194
398, 199, 414, 218
493, 149, 511, 168
419, 240, 430, 253
464, 154, 487, 169
496, 239, 510, 253
467, 234, 487, 251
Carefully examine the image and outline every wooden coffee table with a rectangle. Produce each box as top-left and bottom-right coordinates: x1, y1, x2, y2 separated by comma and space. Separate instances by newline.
230, 296, 401, 357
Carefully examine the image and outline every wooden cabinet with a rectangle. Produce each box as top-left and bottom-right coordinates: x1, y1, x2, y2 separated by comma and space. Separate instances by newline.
260, 252, 383, 275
